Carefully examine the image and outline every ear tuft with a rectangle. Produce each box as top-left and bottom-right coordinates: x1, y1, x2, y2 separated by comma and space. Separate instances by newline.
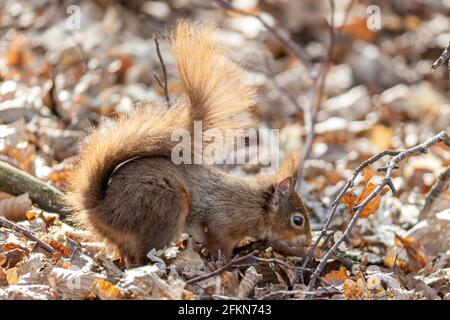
269, 176, 294, 212
277, 176, 293, 196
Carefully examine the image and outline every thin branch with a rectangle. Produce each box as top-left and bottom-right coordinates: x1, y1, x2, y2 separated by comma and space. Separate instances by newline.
211, 0, 312, 77
262, 56, 303, 112
296, 0, 337, 186
186, 250, 258, 285
330, 151, 401, 208
299, 149, 402, 272
211, 0, 341, 187
419, 165, 450, 220
0, 216, 56, 255
431, 41, 450, 84
153, 34, 170, 107
245, 61, 303, 113
153, 75, 164, 91
306, 131, 449, 292
250, 256, 311, 272
342, 0, 357, 27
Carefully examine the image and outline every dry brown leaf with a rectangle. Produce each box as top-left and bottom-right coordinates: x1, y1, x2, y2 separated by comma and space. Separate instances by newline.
220, 270, 240, 297
343, 273, 373, 300
237, 266, 262, 298
3, 242, 30, 255
341, 191, 357, 208
1, 248, 28, 269
92, 278, 122, 300
25, 210, 37, 220
121, 266, 187, 299
343, 279, 364, 300
324, 170, 342, 185
52, 252, 62, 262
393, 263, 438, 299
47, 169, 71, 186
17, 253, 46, 276
342, 168, 382, 218
6, 33, 28, 67
47, 267, 106, 299
366, 275, 382, 291
363, 166, 375, 184
321, 267, 349, 286
358, 182, 381, 218
172, 248, 205, 278
340, 17, 377, 42
394, 234, 429, 272
0, 267, 7, 286
49, 240, 71, 257
0, 193, 32, 222
0, 284, 55, 300
7, 143, 36, 173
384, 249, 408, 270
5, 267, 19, 285
407, 210, 450, 257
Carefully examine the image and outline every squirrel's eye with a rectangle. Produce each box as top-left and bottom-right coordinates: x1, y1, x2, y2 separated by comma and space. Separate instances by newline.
292, 215, 304, 227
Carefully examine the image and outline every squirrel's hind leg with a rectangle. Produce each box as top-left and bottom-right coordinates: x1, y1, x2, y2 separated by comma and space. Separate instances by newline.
134, 176, 190, 262
98, 159, 190, 266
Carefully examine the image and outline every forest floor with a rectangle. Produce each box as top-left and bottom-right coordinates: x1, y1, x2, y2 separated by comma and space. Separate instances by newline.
0, 0, 449, 300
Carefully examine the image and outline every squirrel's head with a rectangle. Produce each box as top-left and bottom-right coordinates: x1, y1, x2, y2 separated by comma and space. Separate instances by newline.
264, 152, 312, 249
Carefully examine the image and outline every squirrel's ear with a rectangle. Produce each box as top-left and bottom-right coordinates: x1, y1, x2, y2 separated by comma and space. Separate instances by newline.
270, 176, 293, 211
277, 176, 293, 196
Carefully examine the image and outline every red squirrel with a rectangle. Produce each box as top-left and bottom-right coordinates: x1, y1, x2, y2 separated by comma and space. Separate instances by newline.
66, 22, 311, 266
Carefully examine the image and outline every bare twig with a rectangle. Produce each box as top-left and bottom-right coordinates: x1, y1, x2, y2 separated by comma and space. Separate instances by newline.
419, 165, 450, 220
341, 0, 357, 27
245, 59, 303, 113
432, 41, 450, 84
331, 151, 401, 208
306, 131, 449, 292
296, 0, 337, 185
0, 216, 56, 255
211, 0, 342, 187
250, 256, 311, 272
186, 250, 258, 285
300, 150, 401, 271
262, 56, 303, 112
153, 34, 170, 107
237, 266, 262, 298
211, 0, 312, 76
296, 0, 356, 186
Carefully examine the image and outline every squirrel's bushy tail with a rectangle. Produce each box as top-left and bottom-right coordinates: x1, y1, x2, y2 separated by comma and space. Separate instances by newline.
66, 22, 256, 212
170, 22, 256, 133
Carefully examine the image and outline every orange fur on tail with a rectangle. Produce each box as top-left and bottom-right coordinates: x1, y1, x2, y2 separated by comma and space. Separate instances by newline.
170, 22, 256, 132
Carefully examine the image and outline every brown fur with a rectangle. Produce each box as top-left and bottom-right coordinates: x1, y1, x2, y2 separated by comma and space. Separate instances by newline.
66, 22, 311, 265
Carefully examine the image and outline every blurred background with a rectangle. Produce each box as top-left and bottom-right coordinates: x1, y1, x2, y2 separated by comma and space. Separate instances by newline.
0, 0, 449, 300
